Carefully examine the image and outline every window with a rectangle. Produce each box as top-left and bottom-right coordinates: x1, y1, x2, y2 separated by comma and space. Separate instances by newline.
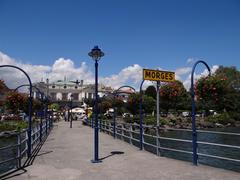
50, 93, 56, 101
62, 93, 67, 100
72, 93, 79, 100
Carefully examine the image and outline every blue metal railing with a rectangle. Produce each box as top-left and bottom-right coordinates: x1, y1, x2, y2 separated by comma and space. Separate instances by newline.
0, 118, 53, 177
87, 119, 240, 171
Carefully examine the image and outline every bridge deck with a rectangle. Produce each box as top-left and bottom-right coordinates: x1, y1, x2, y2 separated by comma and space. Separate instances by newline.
8, 121, 239, 180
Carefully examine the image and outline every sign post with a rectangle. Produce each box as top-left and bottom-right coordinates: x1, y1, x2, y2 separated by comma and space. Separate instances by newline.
140, 69, 175, 152
143, 69, 175, 82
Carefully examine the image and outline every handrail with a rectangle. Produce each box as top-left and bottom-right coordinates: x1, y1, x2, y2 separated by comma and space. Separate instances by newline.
0, 117, 53, 177
87, 118, 240, 171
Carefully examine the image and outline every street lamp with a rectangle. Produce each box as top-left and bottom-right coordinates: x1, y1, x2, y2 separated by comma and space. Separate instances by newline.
70, 94, 73, 128
88, 46, 104, 163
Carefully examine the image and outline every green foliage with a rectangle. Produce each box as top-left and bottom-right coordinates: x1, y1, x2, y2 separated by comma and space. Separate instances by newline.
0, 79, 6, 92
145, 85, 156, 99
127, 93, 156, 115
49, 103, 60, 111
205, 113, 235, 125
0, 121, 27, 132
195, 66, 240, 121
84, 98, 94, 107
195, 76, 228, 111
160, 80, 189, 112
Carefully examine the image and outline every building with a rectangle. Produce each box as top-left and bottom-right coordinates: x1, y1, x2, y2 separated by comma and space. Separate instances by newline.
115, 88, 135, 103
33, 79, 113, 107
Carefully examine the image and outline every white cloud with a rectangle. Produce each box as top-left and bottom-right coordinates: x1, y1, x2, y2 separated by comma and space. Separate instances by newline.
175, 67, 192, 81
100, 64, 142, 89
0, 51, 219, 92
0, 51, 93, 89
183, 65, 219, 90
187, 58, 194, 64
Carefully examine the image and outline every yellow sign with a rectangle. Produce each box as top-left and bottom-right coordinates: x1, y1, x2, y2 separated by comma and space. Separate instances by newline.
143, 69, 175, 82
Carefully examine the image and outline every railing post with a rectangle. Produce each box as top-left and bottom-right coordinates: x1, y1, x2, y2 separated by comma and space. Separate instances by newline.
129, 124, 133, 145
25, 131, 28, 158
121, 124, 124, 141
108, 121, 111, 135
156, 127, 160, 156
40, 111, 43, 142
142, 125, 145, 151
113, 107, 116, 139
17, 133, 21, 168
45, 107, 48, 135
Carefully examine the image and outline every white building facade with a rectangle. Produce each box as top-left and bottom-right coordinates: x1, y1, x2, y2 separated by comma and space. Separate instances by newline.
33, 79, 113, 104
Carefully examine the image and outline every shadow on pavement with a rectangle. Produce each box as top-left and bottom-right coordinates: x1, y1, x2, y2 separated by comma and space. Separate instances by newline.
100, 151, 125, 161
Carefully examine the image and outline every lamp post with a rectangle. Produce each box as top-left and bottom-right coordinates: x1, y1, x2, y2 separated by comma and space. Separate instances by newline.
88, 46, 104, 163
70, 94, 73, 128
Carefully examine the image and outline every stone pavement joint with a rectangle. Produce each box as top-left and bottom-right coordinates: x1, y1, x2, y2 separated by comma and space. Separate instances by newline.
7, 121, 240, 180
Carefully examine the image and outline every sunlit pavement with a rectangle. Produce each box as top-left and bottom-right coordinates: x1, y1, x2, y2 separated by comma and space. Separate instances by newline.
8, 121, 240, 180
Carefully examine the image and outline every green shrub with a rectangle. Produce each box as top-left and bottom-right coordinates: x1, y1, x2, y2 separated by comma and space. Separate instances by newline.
0, 121, 27, 132
205, 112, 234, 125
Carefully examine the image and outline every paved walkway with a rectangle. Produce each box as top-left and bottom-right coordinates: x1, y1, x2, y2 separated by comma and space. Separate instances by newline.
8, 121, 240, 180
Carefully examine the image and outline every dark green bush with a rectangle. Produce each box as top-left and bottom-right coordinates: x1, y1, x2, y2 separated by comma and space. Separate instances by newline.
205, 112, 235, 125
0, 121, 27, 132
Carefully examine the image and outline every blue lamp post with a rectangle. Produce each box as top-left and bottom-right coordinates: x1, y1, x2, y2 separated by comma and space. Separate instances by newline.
88, 46, 104, 163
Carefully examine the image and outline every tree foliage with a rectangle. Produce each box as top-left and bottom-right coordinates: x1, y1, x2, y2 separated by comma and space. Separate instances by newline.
159, 80, 189, 112
145, 85, 156, 99
195, 66, 240, 120
127, 93, 156, 115
5, 91, 27, 114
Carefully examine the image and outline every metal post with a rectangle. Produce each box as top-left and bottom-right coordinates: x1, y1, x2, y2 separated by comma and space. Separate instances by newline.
191, 60, 211, 165
129, 124, 133, 145
40, 96, 43, 141
45, 105, 48, 135
17, 133, 21, 168
156, 81, 161, 156
92, 60, 101, 163
70, 98, 73, 128
113, 105, 116, 138
139, 80, 144, 150
27, 96, 33, 157
121, 124, 124, 140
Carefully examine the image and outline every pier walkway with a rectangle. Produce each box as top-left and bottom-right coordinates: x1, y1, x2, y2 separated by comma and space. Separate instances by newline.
7, 121, 239, 180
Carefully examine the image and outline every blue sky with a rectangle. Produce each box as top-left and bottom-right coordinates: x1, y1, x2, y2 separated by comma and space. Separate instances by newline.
0, 0, 240, 89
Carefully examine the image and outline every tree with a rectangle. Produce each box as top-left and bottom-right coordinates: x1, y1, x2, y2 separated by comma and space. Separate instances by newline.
0, 79, 5, 92
195, 66, 240, 120
159, 80, 188, 112
5, 91, 26, 114
127, 93, 156, 115
145, 85, 156, 99
195, 76, 228, 112
215, 66, 240, 91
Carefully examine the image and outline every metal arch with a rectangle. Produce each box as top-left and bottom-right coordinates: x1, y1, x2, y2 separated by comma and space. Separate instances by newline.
14, 84, 49, 142
139, 80, 145, 150
190, 60, 211, 166
109, 85, 136, 139
14, 84, 45, 99
0, 65, 33, 157
114, 85, 136, 95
